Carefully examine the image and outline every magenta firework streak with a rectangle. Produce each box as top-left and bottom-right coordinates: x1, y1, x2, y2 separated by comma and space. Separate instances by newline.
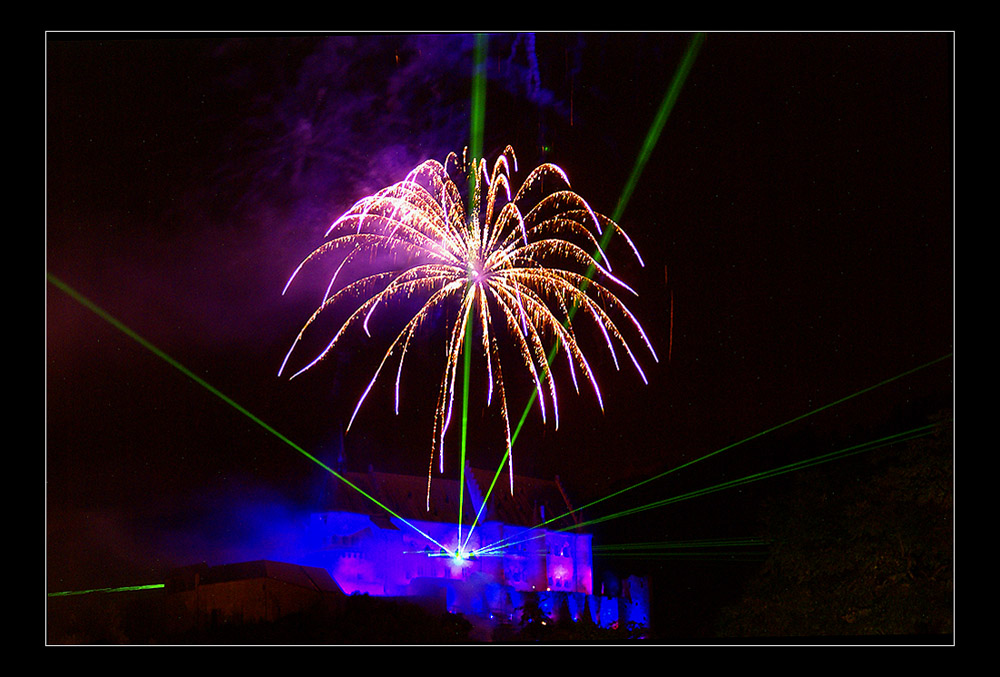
280, 146, 657, 496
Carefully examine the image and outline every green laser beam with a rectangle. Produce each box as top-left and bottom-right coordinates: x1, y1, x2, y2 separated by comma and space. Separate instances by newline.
594, 536, 768, 552
48, 583, 165, 598
459, 32, 489, 548
611, 32, 705, 226
593, 536, 769, 563
468, 33, 488, 189
47, 273, 453, 555
489, 353, 951, 551
459, 303, 474, 546
542, 31, 707, 392
553, 421, 946, 535
472, 422, 942, 556
566, 409, 948, 535
519, 422, 940, 550
597, 552, 768, 563
463, 32, 706, 551
472, 394, 950, 557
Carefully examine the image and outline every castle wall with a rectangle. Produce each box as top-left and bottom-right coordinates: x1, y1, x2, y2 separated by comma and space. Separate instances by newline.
300, 510, 648, 632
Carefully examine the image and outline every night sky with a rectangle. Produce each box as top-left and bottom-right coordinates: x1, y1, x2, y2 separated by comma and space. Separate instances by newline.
46, 32, 953, 597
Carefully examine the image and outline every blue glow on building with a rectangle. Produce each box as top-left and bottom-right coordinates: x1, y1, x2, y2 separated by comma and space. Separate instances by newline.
292, 467, 650, 632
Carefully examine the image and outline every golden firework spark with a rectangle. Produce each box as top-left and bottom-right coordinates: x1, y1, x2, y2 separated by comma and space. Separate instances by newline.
280, 146, 657, 498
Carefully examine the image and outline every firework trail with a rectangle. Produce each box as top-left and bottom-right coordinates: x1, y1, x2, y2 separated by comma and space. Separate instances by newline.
280, 146, 657, 504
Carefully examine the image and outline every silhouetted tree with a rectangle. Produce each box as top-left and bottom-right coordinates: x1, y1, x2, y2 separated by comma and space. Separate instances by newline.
717, 411, 952, 639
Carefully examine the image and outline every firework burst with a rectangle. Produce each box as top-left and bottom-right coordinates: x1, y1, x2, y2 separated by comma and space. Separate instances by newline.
280, 145, 657, 500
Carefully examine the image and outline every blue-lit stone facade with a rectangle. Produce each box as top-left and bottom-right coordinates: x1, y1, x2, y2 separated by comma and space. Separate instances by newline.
297, 468, 649, 631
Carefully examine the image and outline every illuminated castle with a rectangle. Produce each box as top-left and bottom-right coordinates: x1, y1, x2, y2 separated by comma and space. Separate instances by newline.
299, 466, 649, 631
